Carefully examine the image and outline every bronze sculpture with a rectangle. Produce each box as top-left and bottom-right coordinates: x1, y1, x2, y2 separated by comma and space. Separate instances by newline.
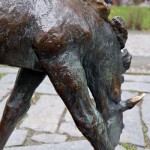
0, 0, 145, 149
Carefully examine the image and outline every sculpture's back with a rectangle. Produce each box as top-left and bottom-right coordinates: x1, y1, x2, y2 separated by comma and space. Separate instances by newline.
0, 0, 111, 70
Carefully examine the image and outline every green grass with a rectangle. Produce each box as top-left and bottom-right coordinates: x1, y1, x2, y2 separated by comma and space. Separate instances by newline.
122, 143, 136, 150
0, 73, 6, 79
109, 6, 150, 30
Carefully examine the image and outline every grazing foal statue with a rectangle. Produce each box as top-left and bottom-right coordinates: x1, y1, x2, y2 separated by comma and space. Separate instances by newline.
0, 0, 144, 149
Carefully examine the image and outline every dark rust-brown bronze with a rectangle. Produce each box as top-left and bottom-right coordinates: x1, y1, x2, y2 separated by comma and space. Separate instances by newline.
0, 0, 144, 149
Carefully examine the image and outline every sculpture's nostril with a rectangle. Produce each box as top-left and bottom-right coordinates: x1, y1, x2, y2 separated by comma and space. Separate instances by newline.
120, 75, 124, 84
111, 88, 121, 104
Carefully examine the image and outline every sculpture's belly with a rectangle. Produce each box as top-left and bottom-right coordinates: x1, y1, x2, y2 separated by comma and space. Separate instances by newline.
0, 0, 42, 70
0, 45, 41, 71
0, 15, 38, 69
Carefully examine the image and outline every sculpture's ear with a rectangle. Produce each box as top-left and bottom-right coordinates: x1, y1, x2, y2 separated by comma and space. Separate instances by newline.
96, 0, 111, 18
111, 16, 128, 49
119, 93, 145, 112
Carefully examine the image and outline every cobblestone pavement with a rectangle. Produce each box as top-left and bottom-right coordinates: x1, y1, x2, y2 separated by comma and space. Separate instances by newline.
0, 66, 150, 150
0, 32, 150, 150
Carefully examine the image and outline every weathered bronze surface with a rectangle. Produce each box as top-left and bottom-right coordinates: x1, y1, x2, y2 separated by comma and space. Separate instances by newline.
0, 0, 143, 150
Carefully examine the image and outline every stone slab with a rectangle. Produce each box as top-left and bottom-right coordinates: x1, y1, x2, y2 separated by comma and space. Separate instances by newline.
124, 74, 150, 83
64, 111, 74, 123
0, 89, 10, 101
137, 148, 150, 150
42, 76, 52, 84
59, 122, 83, 137
31, 134, 67, 144
115, 145, 126, 150
59, 111, 83, 137
0, 83, 14, 91
0, 74, 16, 94
122, 82, 150, 93
4, 140, 128, 150
0, 74, 17, 84
120, 106, 145, 146
121, 91, 138, 101
127, 55, 150, 74
35, 83, 57, 95
4, 140, 93, 150
0, 66, 18, 73
126, 31, 150, 57
20, 95, 65, 133
141, 94, 150, 139
0, 97, 7, 120
6, 130, 28, 147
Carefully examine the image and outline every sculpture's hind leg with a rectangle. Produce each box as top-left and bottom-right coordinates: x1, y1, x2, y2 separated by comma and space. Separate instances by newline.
38, 51, 112, 150
0, 68, 45, 150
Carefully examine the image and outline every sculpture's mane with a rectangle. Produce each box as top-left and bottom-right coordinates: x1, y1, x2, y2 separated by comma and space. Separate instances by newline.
84, 0, 111, 18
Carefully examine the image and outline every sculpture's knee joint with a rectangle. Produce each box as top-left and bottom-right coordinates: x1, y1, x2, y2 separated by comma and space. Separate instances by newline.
76, 115, 105, 136
6, 99, 30, 116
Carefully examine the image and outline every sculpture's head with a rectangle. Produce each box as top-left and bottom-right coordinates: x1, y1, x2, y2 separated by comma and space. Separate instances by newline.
107, 93, 145, 148
92, 16, 144, 148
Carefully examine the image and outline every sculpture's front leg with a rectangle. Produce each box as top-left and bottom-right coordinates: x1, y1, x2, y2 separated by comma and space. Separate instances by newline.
37, 50, 113, 150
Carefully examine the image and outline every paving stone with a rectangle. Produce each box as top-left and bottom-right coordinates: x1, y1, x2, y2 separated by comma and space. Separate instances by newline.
0, 89, 10, 101
0, 74, 17, 84
4, 141, 129, 150
0, 97, 7, 120
128, 67, 150, 74
115, 145, 126, 150
59, 122, 83, 137
122, 82, 150, 93
126, 31, 150, 57
6, 130, 28, 147
31, 133, 67, 144
0, 66, 18, 73
35, 83, 57, 95
0, 74, 16, 94
137, 148, 150, 150
42, 76, 52, 84
64, 111, 74, 123
141, 94, 150, 139
59, 111, 83, 137
20, 95, 65, 133
120, 106, 145, 146
124, 74, 150, 83
0, 71, 57, 96
0, 83, 14, 91
4, 140, 93, 150
121, 91, 138, 101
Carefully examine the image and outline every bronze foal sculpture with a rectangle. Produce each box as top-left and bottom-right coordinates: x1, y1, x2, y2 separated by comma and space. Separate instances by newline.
0, 0, 144, 149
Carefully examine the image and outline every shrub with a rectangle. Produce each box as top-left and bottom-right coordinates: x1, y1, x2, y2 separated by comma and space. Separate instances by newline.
126, 8, 144, 30
109, 6, 150, 30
